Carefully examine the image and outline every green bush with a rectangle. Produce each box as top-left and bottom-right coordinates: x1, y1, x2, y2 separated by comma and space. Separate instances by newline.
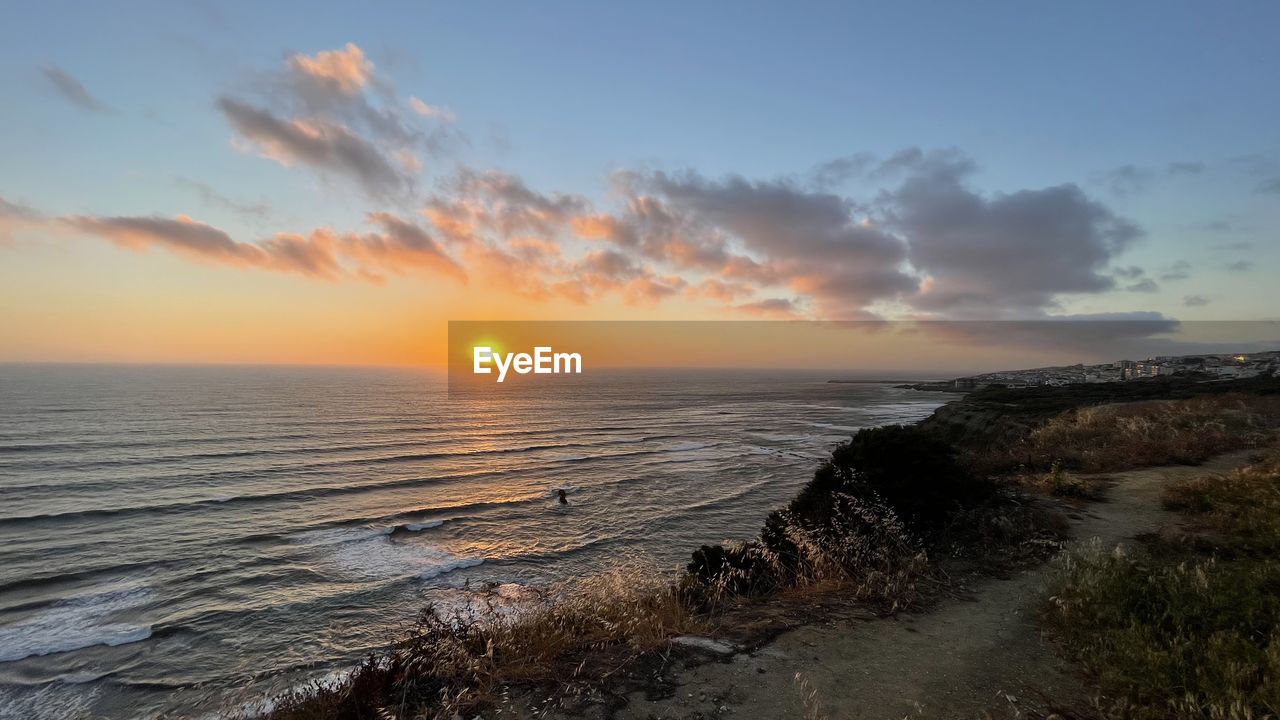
685, 541, 784, 600
1163, 449, 1280, 557
687, 426, 989, 601
1047, 541, 1280, 719
792, 425, 995, 534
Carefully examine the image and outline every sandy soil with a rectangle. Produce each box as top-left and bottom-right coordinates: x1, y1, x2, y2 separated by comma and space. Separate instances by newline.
544, 450, 1257, 720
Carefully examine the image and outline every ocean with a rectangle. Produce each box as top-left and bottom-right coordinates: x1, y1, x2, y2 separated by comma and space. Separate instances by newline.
0, 365, 955, 718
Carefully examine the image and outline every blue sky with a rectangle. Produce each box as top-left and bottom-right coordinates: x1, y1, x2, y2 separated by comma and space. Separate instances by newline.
0, 1, 1277, 362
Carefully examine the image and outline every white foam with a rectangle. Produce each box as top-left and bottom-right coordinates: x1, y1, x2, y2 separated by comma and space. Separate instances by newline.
805, 421, 862, 432
0, 683, 100, 720
0, 586, 153, 663
429, 581, 541, 621
401, 520, 444, 532
420, 556, 485, 579
299, 527, 482, 582
55, 670, 108, 684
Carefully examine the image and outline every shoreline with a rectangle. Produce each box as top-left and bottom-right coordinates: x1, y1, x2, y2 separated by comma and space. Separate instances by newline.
0, 374, 953, 720
251, 373, 1280, 719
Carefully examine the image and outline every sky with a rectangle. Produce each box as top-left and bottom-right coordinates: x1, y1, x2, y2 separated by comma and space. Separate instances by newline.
0, 1, 1277, 366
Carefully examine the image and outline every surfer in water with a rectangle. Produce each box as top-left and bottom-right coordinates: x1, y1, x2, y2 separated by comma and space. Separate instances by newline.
557, 489, 569, 505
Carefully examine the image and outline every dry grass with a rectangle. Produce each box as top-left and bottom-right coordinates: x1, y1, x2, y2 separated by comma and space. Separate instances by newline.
1045, 444, 1280, 719
257, 498, 936, 720
1025, 394, 1280, 473
687, 494, 930, 614
1018, 461, 1110, 501
794, 671, 828, 720
250, 424, 1053, 720
257, 561, 699, 720
1045, 542, 1280, 720
1164, 445, 1280, 556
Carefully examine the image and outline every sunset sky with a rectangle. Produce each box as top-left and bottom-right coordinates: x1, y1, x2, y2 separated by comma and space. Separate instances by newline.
1, 2, 1277, 366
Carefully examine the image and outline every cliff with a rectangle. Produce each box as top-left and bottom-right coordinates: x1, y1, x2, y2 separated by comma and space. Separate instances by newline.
918, 374, 1280, 450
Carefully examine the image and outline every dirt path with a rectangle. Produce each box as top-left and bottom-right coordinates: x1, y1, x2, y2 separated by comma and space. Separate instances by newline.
594, 451, 1256, 720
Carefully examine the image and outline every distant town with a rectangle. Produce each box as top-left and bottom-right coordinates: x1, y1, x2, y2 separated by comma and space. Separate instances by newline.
943, 350, 1280, 390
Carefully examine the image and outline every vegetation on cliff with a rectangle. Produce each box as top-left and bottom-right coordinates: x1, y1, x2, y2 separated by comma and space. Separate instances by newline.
253, 374, 1280, 720
255, 424, 1046, 720
1045, 445, 1280, 719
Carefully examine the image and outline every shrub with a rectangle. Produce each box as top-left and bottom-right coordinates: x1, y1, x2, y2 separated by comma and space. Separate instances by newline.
790, 425, 996, 535
685, 540, 785, 601
686, 425, 1024, 599
1027, 395, 1280, 473
258, 561, 699, 720
685, 425, 990, 605
1164, 445, 1280, 556
1019, 460, 1109, 501
1045, 541, 1280, 719
685, 493, 926, 611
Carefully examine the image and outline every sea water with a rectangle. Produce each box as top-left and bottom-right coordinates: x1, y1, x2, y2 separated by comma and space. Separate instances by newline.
0, 365, 954, 718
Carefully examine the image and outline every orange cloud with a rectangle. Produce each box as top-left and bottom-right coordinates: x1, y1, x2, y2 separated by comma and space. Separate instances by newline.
61, 210, 466, 285
0, 196, 45, 244
339, 213, 467, 282
287, 42, 373, 94
688, 277, 755, 303
408, 97, 455, 122
570, 214, 621, 241
732, 298, 801, 318
63, 214, 267, 268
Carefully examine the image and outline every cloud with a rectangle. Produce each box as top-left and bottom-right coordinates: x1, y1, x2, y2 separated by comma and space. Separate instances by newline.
218, 43, 457, 199
1166, 161, 1205, 175
917, 312, 1183, 356
1099, 164, 1153, 196
40, 65, 110, 113
174, 178, 270, 221
286, 42, 373, 94
341, 212, 466, 282
1225, 260, 1253, 272
412, 150, 1144, 320
409, 97, 455, 123
61, 210, 463, 284
440, 168, 589, 237
619, 274, 687, 306
733, 298, 801, 318
1093, 159, 1206, 196
218, 97, 412, 199
1091, 154, 1280, 198
0, 196, 42, 221
1159, 260, 1191, 282
605, 168, 917, 318
13, 145, 1162, 322
418, 171, 699, 306
805, 153, 875, 189
0, 196, 45, 243
1184, 295, 1210, 307
64, 214, 268, 268
1213, 239, 1252, 251
892, 152, 1141, 317
687, 278, 756, 303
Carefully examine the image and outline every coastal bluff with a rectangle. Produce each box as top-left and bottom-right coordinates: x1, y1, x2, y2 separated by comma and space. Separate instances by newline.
918, 374, 1280, 449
